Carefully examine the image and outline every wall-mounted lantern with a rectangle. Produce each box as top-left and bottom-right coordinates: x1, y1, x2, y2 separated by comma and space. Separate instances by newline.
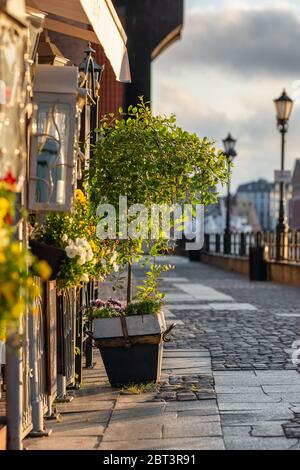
0, 0, 29, 189
29, 65, 86, 211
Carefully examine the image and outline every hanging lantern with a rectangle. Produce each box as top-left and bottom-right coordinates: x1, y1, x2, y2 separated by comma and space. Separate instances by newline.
29, 64, 86, 211
0, 0, 28, 190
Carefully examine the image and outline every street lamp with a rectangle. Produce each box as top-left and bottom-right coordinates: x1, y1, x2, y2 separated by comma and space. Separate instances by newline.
273, 89, 293, 260
222, 133, 237, 254
29, 65, 86, 211
78, 43, 104, 149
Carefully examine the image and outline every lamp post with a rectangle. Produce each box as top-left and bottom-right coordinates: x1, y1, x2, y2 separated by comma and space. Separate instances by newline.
222, 133, 237, 254
78, 43, 104, 151
273, 89, 293, 260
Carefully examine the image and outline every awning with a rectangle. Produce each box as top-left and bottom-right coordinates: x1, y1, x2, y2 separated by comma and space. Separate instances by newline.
26, 0, 131, 83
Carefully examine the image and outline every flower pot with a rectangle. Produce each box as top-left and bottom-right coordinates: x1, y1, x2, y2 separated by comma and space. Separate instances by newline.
93, 312, 173, 387
29, 240, 66, 280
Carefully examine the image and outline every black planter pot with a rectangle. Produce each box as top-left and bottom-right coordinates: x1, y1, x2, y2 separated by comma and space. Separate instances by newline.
92, 312, 171, 387
29, 240, 66, 280
98, 341, 163, 387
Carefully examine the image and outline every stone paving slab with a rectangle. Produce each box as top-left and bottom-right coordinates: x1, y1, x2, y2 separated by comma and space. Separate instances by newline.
223, 436, 298, 450
99, 437, 225, 450
166, 304, 212, 311
25, 436, 101, 451
174, 283, 234, 302
220, 411, 295, 425
262, 385, 300, 393
163, 420, 222, 438
251, 422, 285, 437
217, 386, 262, 394
208, 303, 257, 311
218, 393, 282, 403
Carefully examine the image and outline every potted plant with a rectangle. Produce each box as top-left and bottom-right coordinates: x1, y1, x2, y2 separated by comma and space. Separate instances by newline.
87, 263, 175, 386
87, 98, 229, 385
87, 298, 173, 386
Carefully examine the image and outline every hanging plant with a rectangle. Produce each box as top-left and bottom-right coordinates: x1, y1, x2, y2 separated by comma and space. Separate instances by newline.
31, 189, 121, 292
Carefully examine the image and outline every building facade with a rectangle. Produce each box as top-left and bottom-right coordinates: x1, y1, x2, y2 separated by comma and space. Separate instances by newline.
237, 179, 292, 231
289, 159, 300, 230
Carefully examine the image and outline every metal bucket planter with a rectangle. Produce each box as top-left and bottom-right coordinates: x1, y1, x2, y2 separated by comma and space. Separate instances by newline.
92, 312, 175, 387
29, 240, 66, 280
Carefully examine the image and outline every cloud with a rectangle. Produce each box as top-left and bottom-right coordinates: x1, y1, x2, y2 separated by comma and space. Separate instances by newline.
157, 7, 300, 78
153, 80, 300, 192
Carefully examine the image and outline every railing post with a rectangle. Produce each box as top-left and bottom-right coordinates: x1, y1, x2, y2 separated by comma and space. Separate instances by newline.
240, 232, 246, 257
215, 233, 220, 253
6, 325, 23, 450
85, 281, 93, 369
204, 233, 210, 252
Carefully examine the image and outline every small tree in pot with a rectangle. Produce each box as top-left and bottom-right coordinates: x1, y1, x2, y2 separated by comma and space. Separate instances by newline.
86, 98, 229, 385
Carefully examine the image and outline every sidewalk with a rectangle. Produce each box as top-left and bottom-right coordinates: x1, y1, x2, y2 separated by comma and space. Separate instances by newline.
25, 257, 300, 450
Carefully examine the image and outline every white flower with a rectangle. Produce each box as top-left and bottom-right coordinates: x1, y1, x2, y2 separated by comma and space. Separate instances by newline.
86, 248, 94, 262
78, 251, 87, 266
110, 251, 117, 264
65, 245, 77, 258
81, 273, 89, 283
113, 262, 119, 272
62, 234, 68, 242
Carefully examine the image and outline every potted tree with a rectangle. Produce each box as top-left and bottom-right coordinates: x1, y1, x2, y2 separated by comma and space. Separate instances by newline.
87, 98, 229, 386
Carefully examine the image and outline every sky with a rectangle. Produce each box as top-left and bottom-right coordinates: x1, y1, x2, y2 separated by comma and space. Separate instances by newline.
152, 0, 300, 194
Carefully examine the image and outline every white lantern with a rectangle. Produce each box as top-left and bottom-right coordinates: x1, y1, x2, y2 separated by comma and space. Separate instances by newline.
29, 65, 86, 211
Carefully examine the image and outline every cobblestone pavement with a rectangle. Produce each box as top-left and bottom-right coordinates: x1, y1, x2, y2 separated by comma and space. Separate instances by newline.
144, 257, 300, 372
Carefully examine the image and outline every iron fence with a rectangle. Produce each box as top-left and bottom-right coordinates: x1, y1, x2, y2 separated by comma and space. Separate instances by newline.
204, 230, 300, 263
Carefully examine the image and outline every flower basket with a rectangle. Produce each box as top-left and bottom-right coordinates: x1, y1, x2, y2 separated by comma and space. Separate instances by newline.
92, 311, 175, 387
29, 240, 66, 281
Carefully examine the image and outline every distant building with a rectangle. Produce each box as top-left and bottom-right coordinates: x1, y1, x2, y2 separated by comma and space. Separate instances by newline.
237, 179, 274, 230
205, 196, 260, 234
289, 159, 300, 230
237, 179, 292, 231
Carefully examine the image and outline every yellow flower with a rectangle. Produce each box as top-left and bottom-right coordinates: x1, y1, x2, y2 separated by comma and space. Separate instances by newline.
0, 197, 10, 217
37, 260, 52, 281
10, 242, 21, 255
0, 282, 15, 303
0, 320, 6, 341
90, 240, 97, 253
75, 189, 87, 207
11, 300, 25, 319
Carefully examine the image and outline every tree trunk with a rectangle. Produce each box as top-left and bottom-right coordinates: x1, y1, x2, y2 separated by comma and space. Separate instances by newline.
126, 261, 132, 304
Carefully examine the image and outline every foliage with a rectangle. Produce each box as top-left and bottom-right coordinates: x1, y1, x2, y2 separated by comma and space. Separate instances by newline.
124, 299, 162, 317
86, 297, 161, 319
120, 382, 158, 395
134, 262, 173, 303
0, 177, 50, 326
86, 298, 125, 319
89, 98, 228, 211
31, 189, 121, 292
88, 97, 229, 302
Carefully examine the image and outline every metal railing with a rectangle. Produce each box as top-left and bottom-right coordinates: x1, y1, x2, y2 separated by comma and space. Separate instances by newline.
204, 230, 300, 264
